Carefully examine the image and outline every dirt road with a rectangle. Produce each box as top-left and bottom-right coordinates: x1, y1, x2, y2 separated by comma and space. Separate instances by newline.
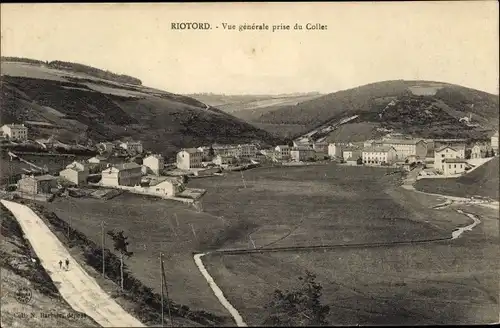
0, 199, 145, 327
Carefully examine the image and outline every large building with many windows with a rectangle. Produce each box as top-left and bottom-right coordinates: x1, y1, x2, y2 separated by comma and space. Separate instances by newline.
1, 124, 28, 141
362, 146, 397, 165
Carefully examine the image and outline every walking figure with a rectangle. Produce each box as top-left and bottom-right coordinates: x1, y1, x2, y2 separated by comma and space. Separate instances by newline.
59, 260, 63, 269
65, 258, 70, 271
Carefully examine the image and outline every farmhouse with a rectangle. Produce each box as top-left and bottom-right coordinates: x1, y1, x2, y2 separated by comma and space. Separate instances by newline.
362, 146, 397, 165
441, 158, 469, 176
59, 161, 89, 186
1, 124, 28, 141
101, 163, 142, 187
434, 146, 465, 172
17, 174, 58, 194
491, 131, 499, 152
274, 145, 291, 160
374, 138, 427, 160
290, 147, 316, 162
119, 141, 143, 154
177, 148, 203, 170
143, 154, 164, 175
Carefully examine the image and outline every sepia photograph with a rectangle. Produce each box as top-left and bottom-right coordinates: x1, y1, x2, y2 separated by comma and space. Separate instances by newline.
0, 2, 499, 327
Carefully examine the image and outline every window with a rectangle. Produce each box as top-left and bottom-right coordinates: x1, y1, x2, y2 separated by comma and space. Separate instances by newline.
454, 164, 456, 168
441, 154, 445, 158
460, 164, 463, 168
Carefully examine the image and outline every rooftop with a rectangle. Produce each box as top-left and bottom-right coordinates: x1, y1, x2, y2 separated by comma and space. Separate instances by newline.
292, 146, 315, 151
2, 123, 26, 128
181, 148, 201, 154
435, 145, 465, 153
23, 174, 56, 181
112, 162, 142, 170
363, 146, 394, 153
442, 158, 469, 163
381, 139, 424, 145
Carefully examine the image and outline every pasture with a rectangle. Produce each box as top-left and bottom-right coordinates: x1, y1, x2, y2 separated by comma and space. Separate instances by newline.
44, 163, 498, 325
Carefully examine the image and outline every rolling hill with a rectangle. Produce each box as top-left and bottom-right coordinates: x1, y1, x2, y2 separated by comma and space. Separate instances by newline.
188, 93, 323, 139
0, 59, 281, 159
253, 80, 499, 141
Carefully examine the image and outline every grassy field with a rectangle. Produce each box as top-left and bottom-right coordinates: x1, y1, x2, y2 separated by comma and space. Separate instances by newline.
1, 204, 98, 327
43, 163, 498, 325
43, 193, 235, 321
415, 157, 499, 200
189, 165, 499, 325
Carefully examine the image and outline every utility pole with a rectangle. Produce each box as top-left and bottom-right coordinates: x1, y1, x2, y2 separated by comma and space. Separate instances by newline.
101, 221, 105, 277
161, 252, 164, 327
160, 253, 173, 327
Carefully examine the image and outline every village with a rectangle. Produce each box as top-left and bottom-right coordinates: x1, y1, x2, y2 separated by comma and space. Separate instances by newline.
0, 122, 499, 204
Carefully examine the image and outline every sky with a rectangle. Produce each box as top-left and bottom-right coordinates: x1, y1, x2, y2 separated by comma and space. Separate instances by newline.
1, 2, 499, 95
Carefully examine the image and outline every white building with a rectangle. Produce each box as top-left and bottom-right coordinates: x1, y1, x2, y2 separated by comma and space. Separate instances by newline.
59, 161, 89, 185
328, 142, 353, 158
238, 144, 258, 158
274, 145, 291, 160
362, 146, 397, 165
342, 147, 361, 161
1, 124, 28, 141
176, 148, 203, 170
143, 154, 164, 175
471, 144, 488, 159
374, 139, 428, 160
101, 163, 142, 187
212, 155, 236, 166
491, 131, 499, 153
212, 144, 240, 157
290, 147, 316, 162
442, 158, 469, 176
434, 146, 465, 172
119, 141, 143, 154
97, 142, 115, 153
148, 177, 184, 197
312, 141, 328, 154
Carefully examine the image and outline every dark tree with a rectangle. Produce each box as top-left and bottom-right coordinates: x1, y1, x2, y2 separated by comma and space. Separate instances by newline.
356, 157, 363, 165
485, 150, 490, 157
208, 146, 215, 158
263, 271, 330, 326
491, 149, 496, 157
107, 230, 134, 291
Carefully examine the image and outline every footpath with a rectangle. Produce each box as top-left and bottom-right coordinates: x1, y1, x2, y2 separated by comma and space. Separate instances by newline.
0, 199, 145, 327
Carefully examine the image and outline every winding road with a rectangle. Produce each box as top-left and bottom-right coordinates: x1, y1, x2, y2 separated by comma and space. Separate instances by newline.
192, 166, 492, 326
1, 199, 145, 327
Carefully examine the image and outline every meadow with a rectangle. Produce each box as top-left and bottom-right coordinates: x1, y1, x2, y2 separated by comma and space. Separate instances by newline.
43, 163, 498, 325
